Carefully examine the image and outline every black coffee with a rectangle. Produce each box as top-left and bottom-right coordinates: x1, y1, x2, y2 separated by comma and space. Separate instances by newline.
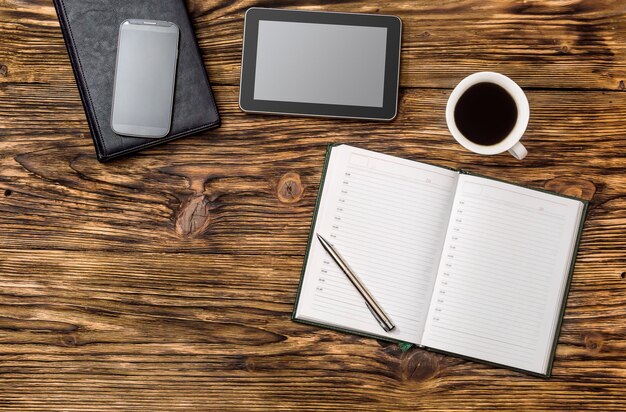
454, 82, 518, 146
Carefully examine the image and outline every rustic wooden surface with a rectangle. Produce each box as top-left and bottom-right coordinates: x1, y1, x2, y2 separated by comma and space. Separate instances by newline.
1, 0, 626, 410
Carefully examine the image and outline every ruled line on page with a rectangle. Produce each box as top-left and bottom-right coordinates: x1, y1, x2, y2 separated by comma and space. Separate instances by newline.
295, 145, 459, 344
422, 173, 583, 374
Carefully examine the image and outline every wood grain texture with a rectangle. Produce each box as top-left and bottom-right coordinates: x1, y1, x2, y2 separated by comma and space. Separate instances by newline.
1, 0, 626, 410
2, 0, 626, 90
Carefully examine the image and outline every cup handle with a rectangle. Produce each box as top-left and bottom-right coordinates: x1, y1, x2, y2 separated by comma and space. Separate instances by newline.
508, 142, 528, 160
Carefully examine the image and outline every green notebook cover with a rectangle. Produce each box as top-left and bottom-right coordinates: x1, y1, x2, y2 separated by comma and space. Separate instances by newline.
292, 144, 589, 376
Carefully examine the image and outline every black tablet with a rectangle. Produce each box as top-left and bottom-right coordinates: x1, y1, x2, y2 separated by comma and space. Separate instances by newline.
239, 8, 402, 121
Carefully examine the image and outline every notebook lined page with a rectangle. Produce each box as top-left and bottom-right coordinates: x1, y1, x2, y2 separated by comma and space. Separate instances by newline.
422, 174, 583, 374
295, 145, 458, 344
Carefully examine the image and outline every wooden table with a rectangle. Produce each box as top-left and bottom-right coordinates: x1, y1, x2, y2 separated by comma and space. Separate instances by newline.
1, 0, 625, 410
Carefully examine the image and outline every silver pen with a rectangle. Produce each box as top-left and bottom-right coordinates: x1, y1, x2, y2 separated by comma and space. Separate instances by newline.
316, 234, 396, 332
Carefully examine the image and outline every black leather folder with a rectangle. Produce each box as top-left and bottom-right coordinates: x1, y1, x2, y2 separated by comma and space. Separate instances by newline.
53, 0, 220, 162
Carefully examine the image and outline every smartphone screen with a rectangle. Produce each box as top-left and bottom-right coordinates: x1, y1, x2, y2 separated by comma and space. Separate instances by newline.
111, 20, 179, 138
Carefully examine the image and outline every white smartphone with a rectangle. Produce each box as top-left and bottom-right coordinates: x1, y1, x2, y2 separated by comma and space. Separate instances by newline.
111, 20, 179, 138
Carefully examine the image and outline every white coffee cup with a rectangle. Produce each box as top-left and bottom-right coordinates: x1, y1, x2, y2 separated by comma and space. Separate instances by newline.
446, 72, 529, 160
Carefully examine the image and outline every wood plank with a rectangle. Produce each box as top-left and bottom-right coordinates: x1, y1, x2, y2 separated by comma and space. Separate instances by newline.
1, 0, 626, 90
0, 250, 624, 410
2, 0, 626, 410
1, 85, 626, 257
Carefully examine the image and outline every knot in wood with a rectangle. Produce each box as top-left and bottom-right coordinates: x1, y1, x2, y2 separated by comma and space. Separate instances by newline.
583, 332, 604, 353
175, 194, 212, 238
277, 172, 304, 204
244, 357, 256, 372
0, 64, 7, 77
544, 177, 596, 201
60, 334, 77, 347
401, 350, 439, 382
380, 345, 440, 383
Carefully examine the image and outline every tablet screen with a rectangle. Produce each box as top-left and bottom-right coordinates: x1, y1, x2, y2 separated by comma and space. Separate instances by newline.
253, 21, 388, 108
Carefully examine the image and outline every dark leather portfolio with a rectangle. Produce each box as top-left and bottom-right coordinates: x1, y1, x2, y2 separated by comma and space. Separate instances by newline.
53, 0, 220, 162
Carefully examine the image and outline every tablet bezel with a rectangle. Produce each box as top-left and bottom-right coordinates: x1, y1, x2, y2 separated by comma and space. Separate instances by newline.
239, 8, 402, 121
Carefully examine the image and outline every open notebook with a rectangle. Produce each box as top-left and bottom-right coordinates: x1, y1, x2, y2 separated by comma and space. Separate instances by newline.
293, 144, 587, 376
